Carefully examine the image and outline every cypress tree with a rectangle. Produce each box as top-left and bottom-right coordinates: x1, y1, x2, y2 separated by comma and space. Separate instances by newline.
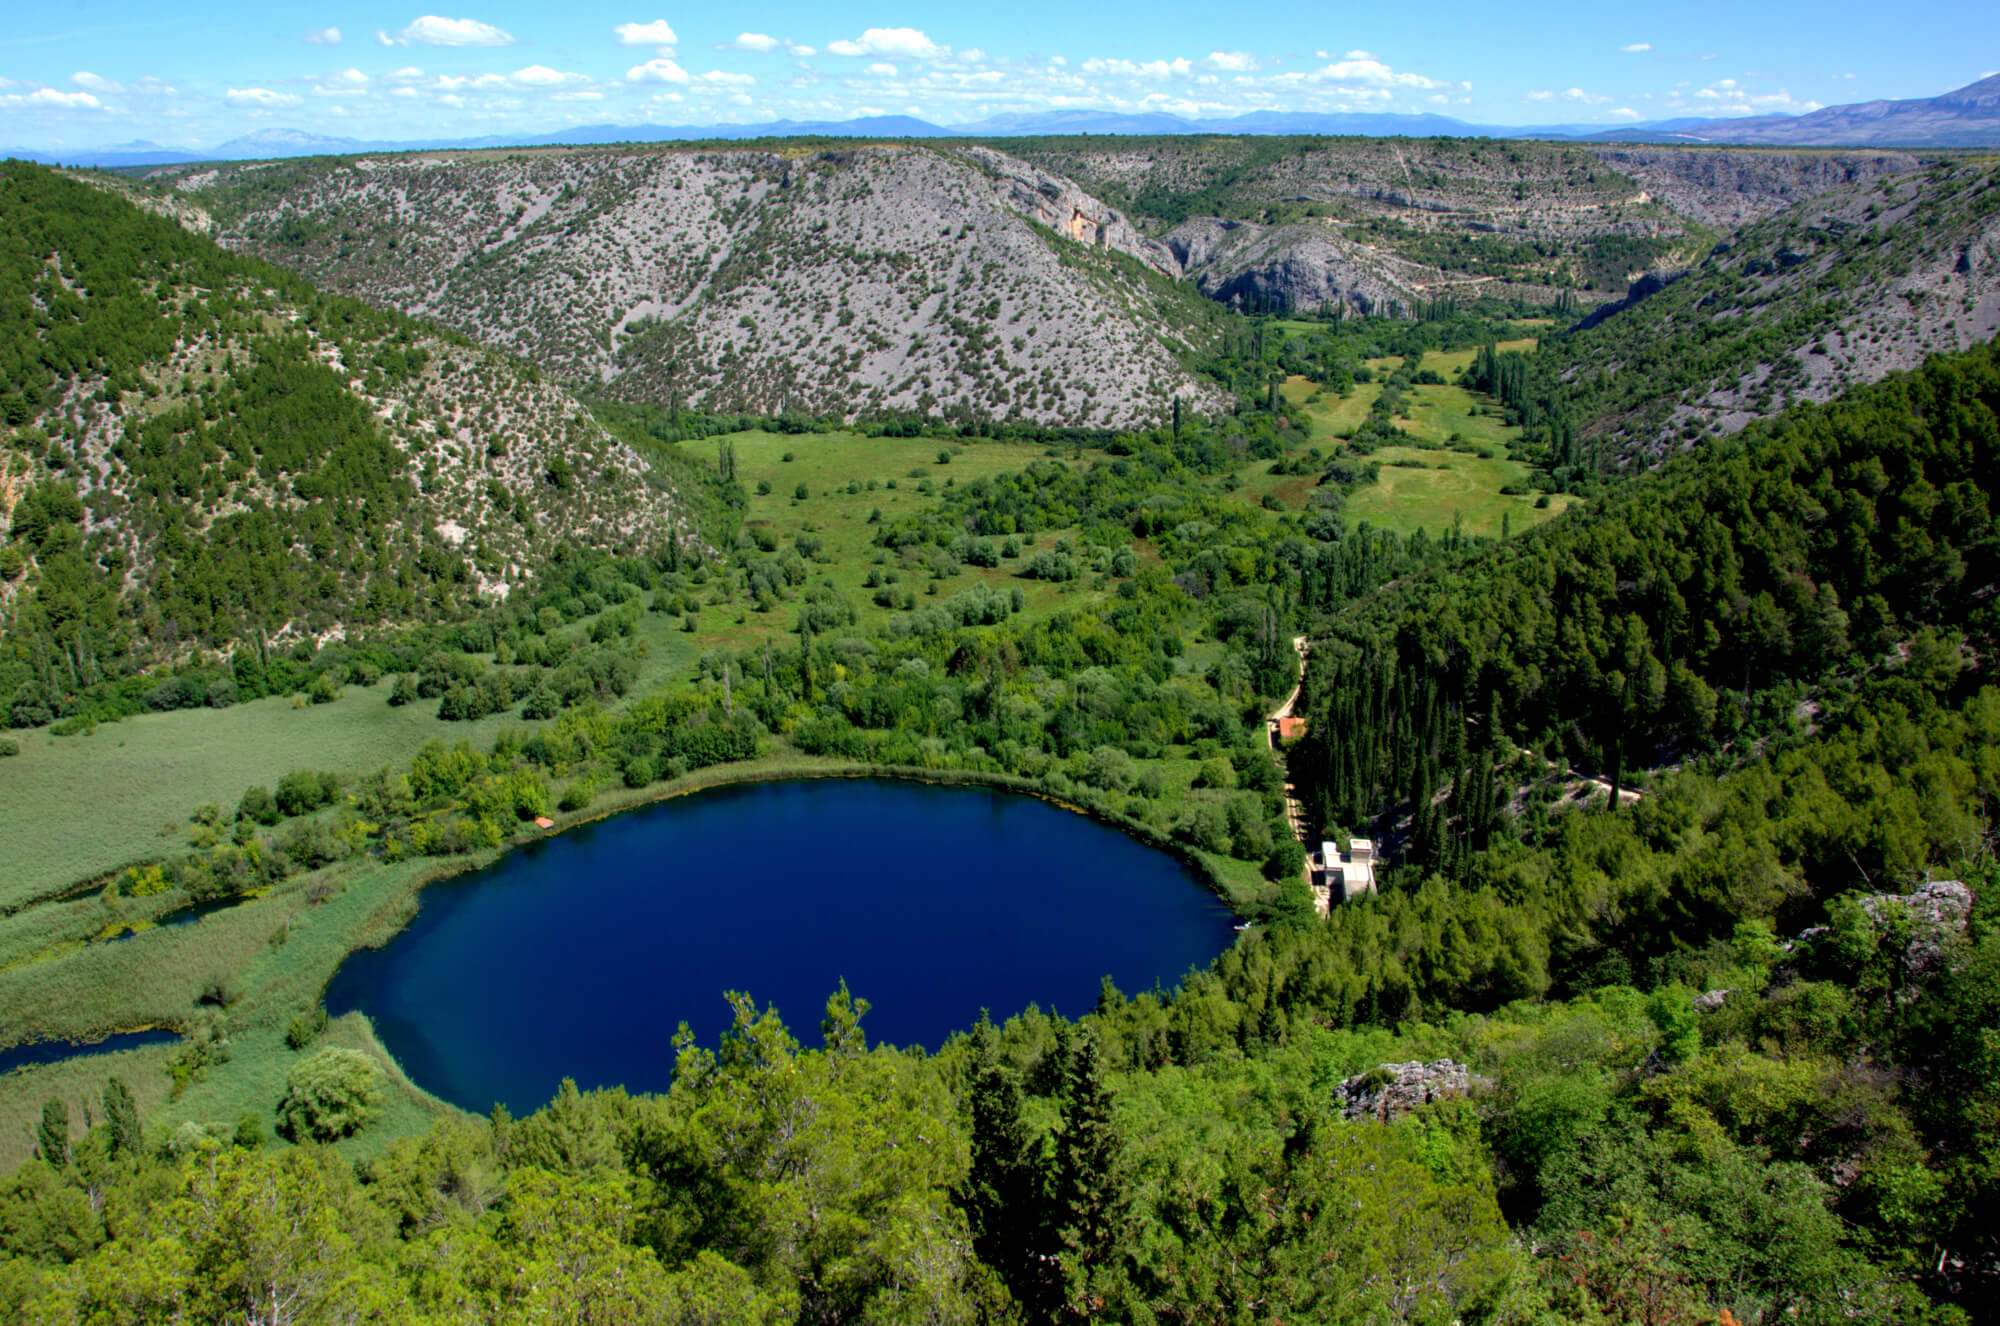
961, 1014, 1052, 1313
1052, 1029, 1126, 1297
101, 1077, 141, 1157
35, 1097, 69, 1168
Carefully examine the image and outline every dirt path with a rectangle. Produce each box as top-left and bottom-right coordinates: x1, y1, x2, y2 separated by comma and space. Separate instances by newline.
1267, 635, 1316, 853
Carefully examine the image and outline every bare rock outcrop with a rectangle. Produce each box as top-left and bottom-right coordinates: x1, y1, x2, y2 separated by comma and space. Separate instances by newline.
1857, 880, 1976, 979
1163, 218, 1415, 316
1338, 1059, 1489, 1122
964, 145, 1177, 275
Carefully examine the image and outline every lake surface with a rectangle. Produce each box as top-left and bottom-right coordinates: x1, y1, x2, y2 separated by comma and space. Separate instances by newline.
326, 778, 1237, 1114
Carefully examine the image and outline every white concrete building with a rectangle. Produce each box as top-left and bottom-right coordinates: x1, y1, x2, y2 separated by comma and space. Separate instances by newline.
1316, 838, 1377, 913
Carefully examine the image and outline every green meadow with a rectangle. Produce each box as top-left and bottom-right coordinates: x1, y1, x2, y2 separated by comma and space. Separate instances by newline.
1260, 335, 1574, 537
0, 628, 702, 910
1342, 445, 1576, 537
674, 428, 1109, 651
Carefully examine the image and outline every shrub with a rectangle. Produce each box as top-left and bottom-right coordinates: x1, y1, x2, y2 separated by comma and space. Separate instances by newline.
237, 785, 280, 826
274, 770, 326, 818
277, 1048, 382, 1141
0, 738, 17, 757
557, 778, 596, 813
286, 1007, 329, 1050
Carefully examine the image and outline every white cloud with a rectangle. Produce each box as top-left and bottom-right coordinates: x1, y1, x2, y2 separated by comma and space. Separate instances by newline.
615, 19, 678, 46
1523, 89, 1554, 102
868, 62, 898, 77
1305, 54, 1442, 88
511, 64, 589, 86
226, 87, 303, 108
1081, 56, 1194, 79
1561, 86, 1611, 104
7, 88, 102, 109
826, 28, 947, 60
696, 70, 755, 86
315, 68, 371, 96
304, 26, 342, 45
552, 89, 604, 101
1620, 42, 1651, 53
71, 72, 122, 93
1607, 106, 1642, 119
390, 66, 425, 79
1685, 80, 1817, 115
392, 15, 515, 47
1204, 50, 1259, 73
626, 57, 688, 83
728, 32, 780, 52
787, 44, 816, 57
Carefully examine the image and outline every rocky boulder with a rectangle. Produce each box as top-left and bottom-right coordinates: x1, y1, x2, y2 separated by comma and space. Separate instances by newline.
1337, 1059, 1489, 1122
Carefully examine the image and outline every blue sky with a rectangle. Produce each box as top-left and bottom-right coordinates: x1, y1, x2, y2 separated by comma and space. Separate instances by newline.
2, 2, 1995, 150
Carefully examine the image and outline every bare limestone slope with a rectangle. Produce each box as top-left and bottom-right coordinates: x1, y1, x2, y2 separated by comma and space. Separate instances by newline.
1545, 161, 2000, 464
179, 144, 1232, 428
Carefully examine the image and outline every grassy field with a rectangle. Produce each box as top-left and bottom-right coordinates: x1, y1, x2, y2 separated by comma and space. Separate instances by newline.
1344, 446, 1575, 537
1259, 336, 1576, 538
674, 429, 1115, 654
0, 628, 702, 909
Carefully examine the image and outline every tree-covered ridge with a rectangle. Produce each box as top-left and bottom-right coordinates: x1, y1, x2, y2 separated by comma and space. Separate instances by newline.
0, 161, 701, 720
1296, 335, 1997, 866
1476, 160, 2000, 478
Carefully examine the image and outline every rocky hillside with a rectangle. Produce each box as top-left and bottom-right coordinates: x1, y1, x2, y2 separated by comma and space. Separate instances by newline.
0, 162, 697, 688
1008, 137, 1955, 311
170, 144, 1234, 429
1585, 147, 1926, 229
1525, 159, 2000, 465
1001, 135, 1700, 298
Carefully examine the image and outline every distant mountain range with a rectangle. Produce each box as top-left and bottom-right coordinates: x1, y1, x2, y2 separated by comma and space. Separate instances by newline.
10, 74, 1999, 169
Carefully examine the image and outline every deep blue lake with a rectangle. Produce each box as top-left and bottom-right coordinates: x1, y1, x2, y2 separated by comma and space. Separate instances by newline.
326, 778, 1238, 1114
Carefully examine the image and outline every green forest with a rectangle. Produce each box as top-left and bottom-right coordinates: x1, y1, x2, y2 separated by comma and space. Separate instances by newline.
0, 149, 1997, 1325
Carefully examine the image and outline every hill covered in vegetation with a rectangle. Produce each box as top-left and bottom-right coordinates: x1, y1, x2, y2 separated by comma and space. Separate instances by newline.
0, 163, 704, 718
